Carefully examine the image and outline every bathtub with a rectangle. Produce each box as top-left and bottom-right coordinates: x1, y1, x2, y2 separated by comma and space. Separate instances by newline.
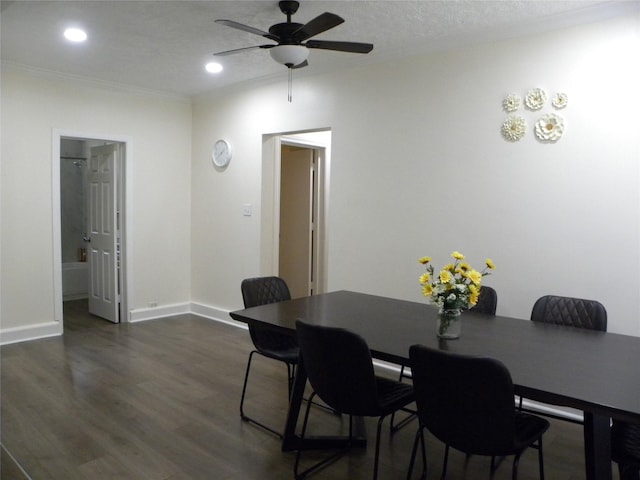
62, 262, 88, 300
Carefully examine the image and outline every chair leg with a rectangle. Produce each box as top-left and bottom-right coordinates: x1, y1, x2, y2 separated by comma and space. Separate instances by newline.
239, 350, 256, 420
441, 445, 450, 480
390, 406, 418, 433
286, 363, 295, 398
419, 428, 427, 478
294, 392, 315, 479
512, 453, 521, 480
390, 366, 417, 432
512, 437, 544, 480
239, 350, 286, 438
294, 393, 351, 480
537, 437, 545, 480
407, 426, 427, 480
373, 416, 386, 480
490, 455, 506, 473
406, 428, 420, 480
389, 367, 403, 431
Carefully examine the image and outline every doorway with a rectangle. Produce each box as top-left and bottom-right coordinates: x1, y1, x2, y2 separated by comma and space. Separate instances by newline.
53, 131, 132, 326
261, 130, 330, 297
279, 144, 314, 298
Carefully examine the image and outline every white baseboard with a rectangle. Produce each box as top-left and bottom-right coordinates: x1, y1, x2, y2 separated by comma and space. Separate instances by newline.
373, 359, 403, 374
520, 399, 584, 422
0, 301, 244, 345
190, 302, 247, 330
0, 321, 63, 345
128, 302, 190, 322
127, 301, 248, 330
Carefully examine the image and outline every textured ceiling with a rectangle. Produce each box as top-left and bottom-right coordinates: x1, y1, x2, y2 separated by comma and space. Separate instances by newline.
0, 0, 633, 97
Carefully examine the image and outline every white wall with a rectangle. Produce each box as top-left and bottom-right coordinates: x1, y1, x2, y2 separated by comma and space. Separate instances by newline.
1, 67, 192, 338
2, 10, 638, 342
191, 12, 640, 335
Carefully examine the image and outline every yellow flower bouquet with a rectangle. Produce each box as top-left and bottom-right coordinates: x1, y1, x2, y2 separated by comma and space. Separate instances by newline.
419, 251, 495, 311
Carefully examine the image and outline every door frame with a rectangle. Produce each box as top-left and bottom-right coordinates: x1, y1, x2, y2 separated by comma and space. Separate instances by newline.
260, 130, 330, 295
52, 129, 133, 324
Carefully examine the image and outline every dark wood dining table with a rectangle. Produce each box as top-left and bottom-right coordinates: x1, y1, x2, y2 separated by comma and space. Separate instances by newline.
229, 290, 640, 480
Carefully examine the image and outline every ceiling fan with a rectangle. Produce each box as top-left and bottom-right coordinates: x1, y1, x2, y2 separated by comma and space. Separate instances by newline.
213, 0, 374, 69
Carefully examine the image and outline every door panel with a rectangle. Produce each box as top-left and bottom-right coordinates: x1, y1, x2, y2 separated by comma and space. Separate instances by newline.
279, 147, 313, 298
87, 144, 119, 322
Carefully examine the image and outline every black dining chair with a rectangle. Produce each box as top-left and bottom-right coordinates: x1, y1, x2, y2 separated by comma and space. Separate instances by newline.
612, 420, 640, 480
470, 285, 498, 316
239, 276, 297, 437
294, 320, 415, 480
519, 294, 607, 418
530, 294, 607, 331
407, 344, 550, 480
391, 286, 498, 431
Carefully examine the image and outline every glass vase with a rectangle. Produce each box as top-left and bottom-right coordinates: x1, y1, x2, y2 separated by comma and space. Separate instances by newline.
437, 308, 461, 339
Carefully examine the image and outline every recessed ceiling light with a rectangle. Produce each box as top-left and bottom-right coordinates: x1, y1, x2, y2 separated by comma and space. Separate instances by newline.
64, 28, 87, 43
205, 62, 223, 74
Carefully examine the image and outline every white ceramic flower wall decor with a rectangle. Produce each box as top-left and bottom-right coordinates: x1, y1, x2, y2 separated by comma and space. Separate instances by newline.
534, 113, 565, 142
500, 88, 568, 143
501, 115, 527, 142
552, 92, 568, 109
525, 88, 547, 110
503, 94, 521, 112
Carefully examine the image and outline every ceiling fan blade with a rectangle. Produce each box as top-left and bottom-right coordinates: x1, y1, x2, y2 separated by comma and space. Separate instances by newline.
292, 12, 344, 41
215, 19, 280, 42
305, 40, 373, 54
213, 44, 274, 56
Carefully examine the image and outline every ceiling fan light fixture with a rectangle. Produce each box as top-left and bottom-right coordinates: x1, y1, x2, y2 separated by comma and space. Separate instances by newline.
64, 27, 87, 43
270, 45, 308, 67
205, 62, 223, 74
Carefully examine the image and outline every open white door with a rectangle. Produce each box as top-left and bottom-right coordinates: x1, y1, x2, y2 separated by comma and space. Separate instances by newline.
87, 144, 119, 322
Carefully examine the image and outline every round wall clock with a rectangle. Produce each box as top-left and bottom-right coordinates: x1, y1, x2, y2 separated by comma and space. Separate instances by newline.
212, 139, 232, 168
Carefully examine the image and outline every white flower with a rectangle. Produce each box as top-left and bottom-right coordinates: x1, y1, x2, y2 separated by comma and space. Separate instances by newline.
552, 92, 568, 109
535, 113, 565, 142
502, 94, 521, 112
525, 88, 547, 110
501, 115, 527, 142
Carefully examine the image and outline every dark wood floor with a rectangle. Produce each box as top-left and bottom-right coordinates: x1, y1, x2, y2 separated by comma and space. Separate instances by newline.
1, 300, 617, 479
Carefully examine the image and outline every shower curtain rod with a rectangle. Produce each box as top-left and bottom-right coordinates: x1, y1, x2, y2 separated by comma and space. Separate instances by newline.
60, 156, 87, 160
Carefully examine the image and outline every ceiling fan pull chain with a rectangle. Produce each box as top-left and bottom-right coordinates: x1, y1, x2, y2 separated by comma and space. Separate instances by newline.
288, 67, 293, 102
